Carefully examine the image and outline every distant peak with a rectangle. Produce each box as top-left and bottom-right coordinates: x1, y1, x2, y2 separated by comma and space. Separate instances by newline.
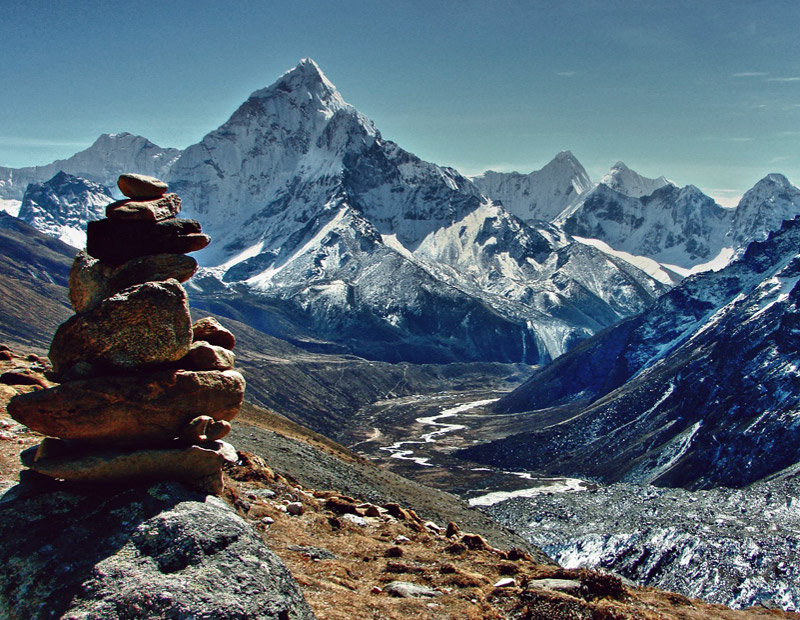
552, 151, 580, 165
50, 170, 73, 182
611, 161, 630, 171
754, 173, 791, 187
251, 58, 342, 104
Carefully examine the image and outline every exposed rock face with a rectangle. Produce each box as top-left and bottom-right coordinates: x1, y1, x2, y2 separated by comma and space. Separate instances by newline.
464, 217, 800, 490
50, 279, 193, 377
16, 171, 114, 248
0, 482, 314, 620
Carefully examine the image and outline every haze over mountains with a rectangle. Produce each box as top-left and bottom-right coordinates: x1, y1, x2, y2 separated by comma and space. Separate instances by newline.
3, 59, 799, 367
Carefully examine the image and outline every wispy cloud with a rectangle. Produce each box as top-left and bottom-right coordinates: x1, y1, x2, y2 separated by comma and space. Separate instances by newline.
767, 77, 800, 83
0, 137, 90, 148
706, 189, 742, 208
556, 71, 576, 77
732, 72, 768, 78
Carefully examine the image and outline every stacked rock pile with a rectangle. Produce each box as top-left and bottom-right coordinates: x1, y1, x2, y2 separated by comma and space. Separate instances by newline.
8, 173, 245, 494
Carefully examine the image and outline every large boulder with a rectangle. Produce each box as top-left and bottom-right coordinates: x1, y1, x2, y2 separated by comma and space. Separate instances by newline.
8, 369, 246, 444
50, 279, 192, 377
69, 251, 198, 313
0, 482, 315, 620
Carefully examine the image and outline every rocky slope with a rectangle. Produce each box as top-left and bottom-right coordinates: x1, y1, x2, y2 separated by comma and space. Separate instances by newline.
561, 182, 734, 271
460, 215, 800, 489
0, 213, 74, 351
486, 477, 800, 611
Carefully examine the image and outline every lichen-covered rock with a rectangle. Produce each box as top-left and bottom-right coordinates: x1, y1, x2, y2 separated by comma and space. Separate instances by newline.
86, 218, 210, 264
21, 440, 237, 493
50, 279, 192, 376
106, 193, 182, 221
8, 369, 245, 444
192, 317, 236, 350
0, 482, 315, 620
69, 251, 198, 313
117, 173, 168, 199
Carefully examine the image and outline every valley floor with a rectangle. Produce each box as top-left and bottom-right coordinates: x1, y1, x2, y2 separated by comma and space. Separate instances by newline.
2, 347, 799, 618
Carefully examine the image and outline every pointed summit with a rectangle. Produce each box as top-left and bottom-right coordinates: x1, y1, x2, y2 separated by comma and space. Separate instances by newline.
472, 151, 592, 223
600, 161, 671, 198
250, 58, 345, 110
731, 173, 800, 247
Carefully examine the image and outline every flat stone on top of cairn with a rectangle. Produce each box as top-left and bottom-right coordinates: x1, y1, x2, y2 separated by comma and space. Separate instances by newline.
7, 173, 244, 494
106, 193, 182, 222
117, 173, 168, 199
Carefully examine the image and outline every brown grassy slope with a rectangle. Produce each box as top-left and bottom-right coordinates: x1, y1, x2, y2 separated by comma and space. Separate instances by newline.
223, 445, 800, 620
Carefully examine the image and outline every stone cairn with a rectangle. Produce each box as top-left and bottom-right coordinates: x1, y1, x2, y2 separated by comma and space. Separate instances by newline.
8, 174, 245, 494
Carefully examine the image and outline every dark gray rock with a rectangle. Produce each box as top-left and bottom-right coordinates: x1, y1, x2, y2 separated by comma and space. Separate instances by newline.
0, 481, 315, 620
86, 218, 209, 264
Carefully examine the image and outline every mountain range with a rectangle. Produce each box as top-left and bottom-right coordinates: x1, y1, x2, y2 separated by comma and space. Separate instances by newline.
461, 214, 800, 489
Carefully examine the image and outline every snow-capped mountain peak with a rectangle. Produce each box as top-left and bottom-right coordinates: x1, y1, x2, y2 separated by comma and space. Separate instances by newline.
729, 173, 800, 250
600, 161, 673, 198
250, 58, 343, 108
0, 132, 181, 203
17, 171, 113, 248
471, 151, 593, 223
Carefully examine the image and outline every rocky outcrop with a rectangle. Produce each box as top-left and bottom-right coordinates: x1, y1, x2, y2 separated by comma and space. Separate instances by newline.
8, 174, 244, 493
0, 481, 314, 620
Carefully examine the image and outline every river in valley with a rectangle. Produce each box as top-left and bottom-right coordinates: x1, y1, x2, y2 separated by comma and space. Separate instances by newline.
345, 390, 589, 505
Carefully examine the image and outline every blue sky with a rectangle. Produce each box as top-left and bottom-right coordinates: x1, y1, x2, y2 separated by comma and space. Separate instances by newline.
2, 0, 799, 205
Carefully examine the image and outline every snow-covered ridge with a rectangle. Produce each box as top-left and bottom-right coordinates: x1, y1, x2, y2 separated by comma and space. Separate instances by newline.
4, 58, 799, 365
17, 171, 113, 248
471, 151, 593, 223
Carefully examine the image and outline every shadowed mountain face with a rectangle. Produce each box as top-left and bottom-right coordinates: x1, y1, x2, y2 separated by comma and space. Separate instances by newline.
460, 217, 800, 490
0, 213, 75, 351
